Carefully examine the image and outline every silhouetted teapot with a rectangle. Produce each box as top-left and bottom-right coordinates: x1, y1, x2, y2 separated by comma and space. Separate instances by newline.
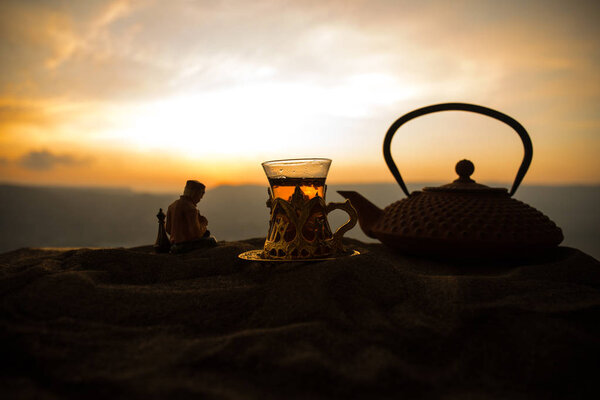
339, 103, 563, 258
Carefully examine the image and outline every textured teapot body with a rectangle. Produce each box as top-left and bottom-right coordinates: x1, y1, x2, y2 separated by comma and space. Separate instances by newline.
369, 190, 562, 257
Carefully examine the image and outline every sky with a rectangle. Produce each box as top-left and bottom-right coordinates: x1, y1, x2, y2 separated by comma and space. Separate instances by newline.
0, 0, 599, 192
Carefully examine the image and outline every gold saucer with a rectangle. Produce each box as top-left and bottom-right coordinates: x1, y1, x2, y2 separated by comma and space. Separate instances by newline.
238, 249, 360, 262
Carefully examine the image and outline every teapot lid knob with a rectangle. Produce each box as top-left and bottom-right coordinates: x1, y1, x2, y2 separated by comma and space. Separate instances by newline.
455, 159, 475, 183
426, 158, 501, 191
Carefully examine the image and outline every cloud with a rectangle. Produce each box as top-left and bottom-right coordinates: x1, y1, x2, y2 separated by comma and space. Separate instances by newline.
1, 0, 598, 104
0, 1, 450, 102
18, 150, 91, 171
0, 101, 52, 130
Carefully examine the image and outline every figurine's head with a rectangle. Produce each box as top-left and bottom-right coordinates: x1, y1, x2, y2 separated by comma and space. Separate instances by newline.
183, 180, 206, 204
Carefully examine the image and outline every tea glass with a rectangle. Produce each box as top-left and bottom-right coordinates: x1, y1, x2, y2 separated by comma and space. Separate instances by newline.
261, 158, 357, 260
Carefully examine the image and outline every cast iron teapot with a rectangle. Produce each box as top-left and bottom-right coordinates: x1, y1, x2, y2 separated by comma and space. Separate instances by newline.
339, 103, 563, 258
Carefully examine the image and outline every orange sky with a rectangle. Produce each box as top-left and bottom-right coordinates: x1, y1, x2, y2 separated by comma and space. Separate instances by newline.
0, 0, 599, 192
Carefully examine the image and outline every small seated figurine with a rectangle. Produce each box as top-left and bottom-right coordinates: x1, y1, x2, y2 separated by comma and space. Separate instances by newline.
166, 180, 217, 253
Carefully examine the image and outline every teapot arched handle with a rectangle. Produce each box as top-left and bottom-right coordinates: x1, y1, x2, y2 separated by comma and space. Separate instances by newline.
383, 103, 533, 197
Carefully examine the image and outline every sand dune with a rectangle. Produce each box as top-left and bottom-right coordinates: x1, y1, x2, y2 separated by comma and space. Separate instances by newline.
1, 239, 599, 398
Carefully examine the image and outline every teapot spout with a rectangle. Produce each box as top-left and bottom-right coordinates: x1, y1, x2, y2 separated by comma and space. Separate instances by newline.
337, 191, 382, 239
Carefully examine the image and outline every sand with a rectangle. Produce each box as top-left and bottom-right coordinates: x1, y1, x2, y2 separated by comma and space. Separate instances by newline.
1, 239, 599, 399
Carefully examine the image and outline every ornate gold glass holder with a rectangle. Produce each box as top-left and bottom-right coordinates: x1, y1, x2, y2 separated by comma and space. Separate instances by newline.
262, 185, 357, 260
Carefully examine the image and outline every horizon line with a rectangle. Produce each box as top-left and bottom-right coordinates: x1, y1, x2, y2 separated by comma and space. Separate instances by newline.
1, 180, 599, 195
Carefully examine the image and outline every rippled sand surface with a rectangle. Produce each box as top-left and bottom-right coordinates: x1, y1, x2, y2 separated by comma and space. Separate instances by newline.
1, 240, 599, 399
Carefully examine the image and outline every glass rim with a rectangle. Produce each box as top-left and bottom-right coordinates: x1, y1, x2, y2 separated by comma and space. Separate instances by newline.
261, 158, 332, 167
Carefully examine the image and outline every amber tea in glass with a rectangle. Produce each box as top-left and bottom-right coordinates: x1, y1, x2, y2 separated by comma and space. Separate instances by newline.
263, 158, 331, 198
268, 177, 326, 201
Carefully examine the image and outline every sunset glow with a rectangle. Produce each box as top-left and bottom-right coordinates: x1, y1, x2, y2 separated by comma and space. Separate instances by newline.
1, 0, 599, 191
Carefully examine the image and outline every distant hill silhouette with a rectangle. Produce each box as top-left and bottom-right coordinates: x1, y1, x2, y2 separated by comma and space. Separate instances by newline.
0, 184, 173, 251
0, 183, 598, 259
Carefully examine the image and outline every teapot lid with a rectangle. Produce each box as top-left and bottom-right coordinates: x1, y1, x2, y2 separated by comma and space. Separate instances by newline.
423, 160, 507, 194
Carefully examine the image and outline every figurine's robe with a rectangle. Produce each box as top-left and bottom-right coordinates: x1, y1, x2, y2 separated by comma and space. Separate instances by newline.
165, 195, 208, 243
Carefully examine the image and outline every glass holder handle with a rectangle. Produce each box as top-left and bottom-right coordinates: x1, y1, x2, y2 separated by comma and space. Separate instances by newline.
326, 200, 358, 244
